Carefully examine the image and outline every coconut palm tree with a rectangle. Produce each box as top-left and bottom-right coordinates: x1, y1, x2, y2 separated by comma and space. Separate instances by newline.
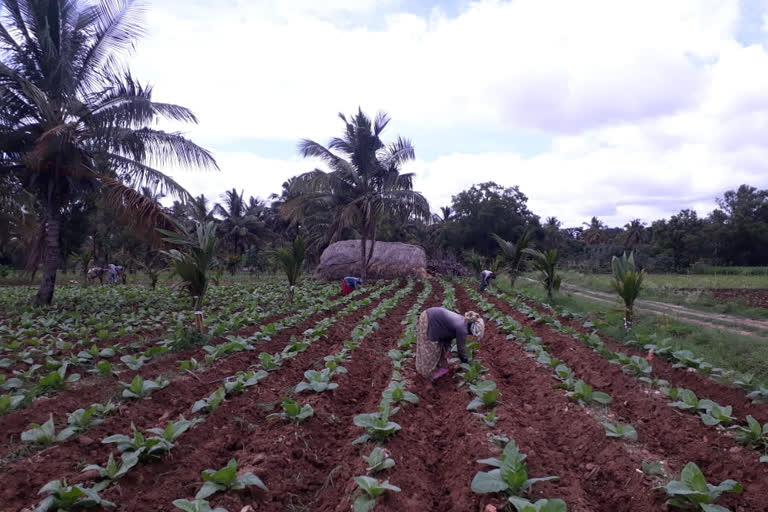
611, 251, 645, 330
282, 109, 430, 280
492, 228, 533, 288
522, 248, 561, 300
0, 0, 217, 304
623, 219, 647, 249
431, 206, 453, 225
582, 216, 607, 245
213, 189, 264, 256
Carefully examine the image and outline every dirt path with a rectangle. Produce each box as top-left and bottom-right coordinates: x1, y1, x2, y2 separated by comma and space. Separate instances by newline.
538, 279, 768, 337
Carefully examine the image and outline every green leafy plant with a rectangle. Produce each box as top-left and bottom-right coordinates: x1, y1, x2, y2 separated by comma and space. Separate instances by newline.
467, 380, 500, 411
471, 439, 559, 496
35, 479, 114, 511
457, 360, 488, 386
258, 352, 284, 371
146, 416, 202, 442
565, 380, 611, 406
120, 354, 149, 371
120, 375, 169, 399
195, 458, 268, 499
353, 475, 401, 512
159, 219, 219, 311
381, 381, 418, 407
698, 400, 735, 426
473, 409, 499, 427
275, 237, 306, 303
602, 422, 638, 441
522, 248, 561, 300
353, 403, 402, 444
668, 388, 700, 411
295, 369, 338, 393
658, 462, 742, 511
363, 447, 395, 474
192, 387, 226, 414
268, 397, 314, 423
102, 423, 175, 461
610, 251, 645, 330
492, 229, 533, 288
82, 452, 139, 481
172, 499, 228, 512
732, 415, 768, 450
21, 414, 73, 445
508, 497, 568, 512
37, 363, 80, 392
223, 370, 267, 396
0, 393, 27, 415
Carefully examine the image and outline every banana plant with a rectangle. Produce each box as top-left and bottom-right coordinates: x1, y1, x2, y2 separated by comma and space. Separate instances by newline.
610, 251, 645, 330
522, 249, 561, 300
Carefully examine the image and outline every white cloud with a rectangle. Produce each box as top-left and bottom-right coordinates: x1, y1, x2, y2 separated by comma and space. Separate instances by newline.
132, 0, 768, 228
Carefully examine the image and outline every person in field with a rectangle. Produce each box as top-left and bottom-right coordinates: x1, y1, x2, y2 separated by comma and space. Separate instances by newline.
480, 269, 496, 292
341, 276, 363, 295
415, 307, 485, 380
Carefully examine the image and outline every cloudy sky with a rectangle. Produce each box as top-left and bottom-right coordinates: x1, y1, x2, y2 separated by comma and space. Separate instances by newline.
128, 0, 768, 227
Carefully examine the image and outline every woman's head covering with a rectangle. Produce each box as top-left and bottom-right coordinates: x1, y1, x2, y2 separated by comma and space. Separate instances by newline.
464, 311, 485, 340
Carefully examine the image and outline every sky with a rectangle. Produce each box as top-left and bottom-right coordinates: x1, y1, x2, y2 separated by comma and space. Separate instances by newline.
127, 0, 768, 228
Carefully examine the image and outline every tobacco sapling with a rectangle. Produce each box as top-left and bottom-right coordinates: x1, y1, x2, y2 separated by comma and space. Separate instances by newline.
732, 415, 768, 453
268, 397, 314, 423
172, 499, 228, 512
467, 380, 500, 411
698, 400, 735, 426
102, 423, 174, 461
508, 497, 568, 512
353, 476, 401, 512
119, 375, 169, 399
471, 439, 559, 497
658, 462, 742, 511
565, 380, 612, 406
602, 422, 638, 441
295, 369, 338, 393
258, 352, 284, 371
192, 387, 226, 414
195, 458, 268, 499
223, 370, 268, 396
473, 409, 499, 427
21, 414, 73, 445
353, 403, 402, 444
35, 479, 114, 511
381, 381, 418, 406
82, 452, 140, 481
364, 447, 395, 474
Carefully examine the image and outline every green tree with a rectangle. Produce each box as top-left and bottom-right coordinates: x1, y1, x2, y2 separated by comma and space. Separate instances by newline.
492, 228, 533, 288
275, 237, 306, 303
283, 109, 429, 280
611, 251, 645, 330
651, 209, 704, 271
622, 219, 647, 249
523, 248, 561, 300
0, 0, 217, 304
582, 217, 607, 245
213, 189, 264, 256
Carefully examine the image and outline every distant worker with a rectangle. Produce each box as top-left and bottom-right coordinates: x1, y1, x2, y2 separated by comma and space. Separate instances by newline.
341, 276, 363, 295
480, 270, 496, 292
415, 307, 485, 381
107, 263, 118, 284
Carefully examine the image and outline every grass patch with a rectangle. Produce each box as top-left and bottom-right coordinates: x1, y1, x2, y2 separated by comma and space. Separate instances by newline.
499, 280, 768, 385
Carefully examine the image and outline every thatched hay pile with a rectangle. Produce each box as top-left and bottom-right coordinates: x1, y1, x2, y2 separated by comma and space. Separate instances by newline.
315, 240, 428, 279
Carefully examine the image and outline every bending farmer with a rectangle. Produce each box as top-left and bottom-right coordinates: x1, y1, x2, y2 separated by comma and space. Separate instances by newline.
480, 270, 496, 292
341, 276, 363, 295
415, 307, 485, 380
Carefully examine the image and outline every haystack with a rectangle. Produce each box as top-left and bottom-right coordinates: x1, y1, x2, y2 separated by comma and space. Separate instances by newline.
315, 240, 427, 280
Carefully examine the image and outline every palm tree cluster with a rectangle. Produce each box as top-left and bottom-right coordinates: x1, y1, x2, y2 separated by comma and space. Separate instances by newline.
0, 0, 217, 303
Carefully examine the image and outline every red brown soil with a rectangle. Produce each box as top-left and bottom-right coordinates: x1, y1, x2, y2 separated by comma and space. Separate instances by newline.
711, 289, 768, 310
481, 287, 768, 511
515, 295, 768, 424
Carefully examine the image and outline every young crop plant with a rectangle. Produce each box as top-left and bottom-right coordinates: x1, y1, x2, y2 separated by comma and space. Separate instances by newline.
120, 375, 170, 399
295, 369, 338, 393
732, 415, 768, 452
353, 403, 402, 444
565, 380, 612, 406
658, 462, 742, 511
36, 363, 80, 393
473, 409, 499, 427
471, 439, 559, 497
381, 381, 418, 407
82, 452, 140, 481
60, 403, 116, 437
21, 414, 73, 445
147, 416, 203, 442
508, 497, 568, 512
622, 355, 653, 378
192, 387, 226, 414
363, 447, 395, 474
602, 422, 638, 441
172, 499, 228, 512
667, 388, 700, 411
36, 479, 114, 511
457, 360, 488, 386
258, 352, 284, 371
223, 370, 268, 396
268, 397, 314, 423
466, 380, 500, 411
102, 423, 175, 461
120, 354, 149, 371
353, 476, 401, 512
698, 400, 735, 426
195, 458, 268, 499
0, 393, 27, 415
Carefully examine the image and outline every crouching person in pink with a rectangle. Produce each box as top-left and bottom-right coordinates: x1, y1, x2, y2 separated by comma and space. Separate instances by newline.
415, 307, 485, 380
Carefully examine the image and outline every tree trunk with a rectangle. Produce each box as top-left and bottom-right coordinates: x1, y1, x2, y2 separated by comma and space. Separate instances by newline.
624, 305, 633, 330
359, 233, 368, 282
509, 270, 518, 289
35, 209, 61, 305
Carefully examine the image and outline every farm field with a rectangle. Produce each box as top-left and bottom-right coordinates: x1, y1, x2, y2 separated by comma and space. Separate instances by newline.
2, 279, 768, 512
